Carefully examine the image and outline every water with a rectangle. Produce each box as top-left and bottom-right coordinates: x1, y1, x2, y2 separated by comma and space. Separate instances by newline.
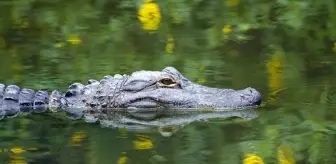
1, 1, 336, 163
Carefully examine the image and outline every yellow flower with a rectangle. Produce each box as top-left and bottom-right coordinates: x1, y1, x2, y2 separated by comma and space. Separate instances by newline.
222, 25, 232, 34
243, 154, 264, 164
67, 34, 82, 45
138, 0, 161, 31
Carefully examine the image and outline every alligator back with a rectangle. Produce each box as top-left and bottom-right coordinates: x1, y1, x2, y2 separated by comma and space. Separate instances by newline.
0, 83, 49, 120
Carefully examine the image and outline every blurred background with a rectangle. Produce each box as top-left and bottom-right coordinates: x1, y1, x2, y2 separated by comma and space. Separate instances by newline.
0, 0, 336, 163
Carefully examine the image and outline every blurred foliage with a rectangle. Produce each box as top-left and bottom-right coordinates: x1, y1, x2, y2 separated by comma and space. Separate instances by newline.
0, 0, 336, 164
0, 0, 334, 89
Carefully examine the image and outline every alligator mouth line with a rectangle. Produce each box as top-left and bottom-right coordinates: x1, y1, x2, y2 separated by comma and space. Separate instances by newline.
125, 98, 161, 109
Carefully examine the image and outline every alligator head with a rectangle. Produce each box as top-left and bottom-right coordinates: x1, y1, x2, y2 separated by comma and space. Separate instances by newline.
115, 66, 262, 109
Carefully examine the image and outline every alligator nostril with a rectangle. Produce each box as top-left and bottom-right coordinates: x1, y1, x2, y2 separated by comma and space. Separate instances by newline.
254, 99, 262, 106
245, 87, 254, 94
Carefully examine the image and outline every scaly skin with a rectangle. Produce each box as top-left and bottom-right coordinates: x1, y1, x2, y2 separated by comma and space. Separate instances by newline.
0, 67, 262, 121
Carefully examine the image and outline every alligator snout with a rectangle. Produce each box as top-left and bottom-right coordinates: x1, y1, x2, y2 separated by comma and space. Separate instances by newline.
239, 87, 262, 106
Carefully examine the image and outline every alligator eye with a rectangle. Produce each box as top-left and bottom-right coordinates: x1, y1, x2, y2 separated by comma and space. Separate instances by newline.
157, 77, 179, 88
160, 78, 175, 85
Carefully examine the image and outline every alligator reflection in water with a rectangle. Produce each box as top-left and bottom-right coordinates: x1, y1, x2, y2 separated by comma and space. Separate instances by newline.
64, 108, 259, 137
0, 66, 261, 137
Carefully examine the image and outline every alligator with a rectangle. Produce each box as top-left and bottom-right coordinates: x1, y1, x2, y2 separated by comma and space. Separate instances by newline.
0, 66, 262, 122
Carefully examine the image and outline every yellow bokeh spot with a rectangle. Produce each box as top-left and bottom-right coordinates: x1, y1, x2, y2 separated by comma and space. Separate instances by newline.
138, 0, 161, 31
222, 25, 232, 34
167, 34, 174, 42
67, 34, 82, 45
226, 0, 239, 7
266, 53, 284, 104
9, 64, 22, 71
10, 147, 25, 154
55, 42, 65, 48
165, 34, 174, 54
277, 146, 296, 164
117, 152, 129, 164
332, 42, 336, 52
197, 76, 206, 84
20, 20, 29, 28
172, 12, 183, 24
71, 130, 86, 146
133, 135, 153, 150
236, 34, 248, 41
117, 128, 129, 138
165, 43, 174, 54
8, 159, 27, 164
243, 154, 264, 164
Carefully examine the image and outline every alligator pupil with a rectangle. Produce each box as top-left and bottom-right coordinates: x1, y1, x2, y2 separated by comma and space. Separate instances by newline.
160, 78, 174, 85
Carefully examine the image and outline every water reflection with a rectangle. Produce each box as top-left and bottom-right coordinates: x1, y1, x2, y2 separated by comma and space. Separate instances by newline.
88, 108, 260, 137
266, 51, 284, 105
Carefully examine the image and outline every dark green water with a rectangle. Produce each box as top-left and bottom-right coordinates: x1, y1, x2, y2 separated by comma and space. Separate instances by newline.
1, 0, 336, 164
